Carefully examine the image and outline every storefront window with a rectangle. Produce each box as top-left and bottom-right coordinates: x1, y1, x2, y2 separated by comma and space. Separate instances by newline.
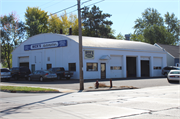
87, 63, 98, 71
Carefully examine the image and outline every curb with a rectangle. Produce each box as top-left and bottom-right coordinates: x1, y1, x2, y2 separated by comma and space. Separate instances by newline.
0, 90, 61, 93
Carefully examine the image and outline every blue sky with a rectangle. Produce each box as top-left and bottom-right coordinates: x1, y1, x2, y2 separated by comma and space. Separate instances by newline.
1, 0, 179, 36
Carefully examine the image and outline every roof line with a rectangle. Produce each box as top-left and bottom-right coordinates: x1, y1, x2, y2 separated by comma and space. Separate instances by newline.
154, 43, 175, 58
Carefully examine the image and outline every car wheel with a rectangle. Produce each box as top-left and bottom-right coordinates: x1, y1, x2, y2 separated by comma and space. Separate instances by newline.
167, 78, 172, 83
28, 77, 31, 81
164, 73, 167, 77
57, 75, 61, 80
39, 77, 43, 82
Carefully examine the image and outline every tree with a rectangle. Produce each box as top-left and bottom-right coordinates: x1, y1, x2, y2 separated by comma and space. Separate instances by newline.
48, 12, 79, 35
143, 25, 174, 44
25, 7, 49, 37
82, 5, 115, 38
131, 34, 144, 42
133, 8, 179, 45
0, 12, 25, 68
165, 12, 180, 42
116, 32, 125, 40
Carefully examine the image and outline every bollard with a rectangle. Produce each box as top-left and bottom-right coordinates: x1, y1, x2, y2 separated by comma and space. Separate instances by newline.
110, 79, 112, 88
96, 80, 99, 89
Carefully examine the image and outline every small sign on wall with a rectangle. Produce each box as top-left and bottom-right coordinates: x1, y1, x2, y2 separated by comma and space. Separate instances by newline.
84, 50, 94, 59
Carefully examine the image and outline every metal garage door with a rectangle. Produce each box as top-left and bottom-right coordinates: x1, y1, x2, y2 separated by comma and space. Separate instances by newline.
19, 57, 29, 68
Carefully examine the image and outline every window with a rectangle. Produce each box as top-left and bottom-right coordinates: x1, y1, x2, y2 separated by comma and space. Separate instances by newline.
69, 63, 76, 71
110, 66, 122, 70
87, 63, 98, 71
154, 66, 161, 70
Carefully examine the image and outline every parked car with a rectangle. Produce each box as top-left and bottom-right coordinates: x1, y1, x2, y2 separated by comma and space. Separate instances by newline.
167, 70, 180, 83
162, 66, 180, 76
28, 70, 57, 81
48, 67, 73, 80
11, 66, 31, 80
1, 68, 11, 81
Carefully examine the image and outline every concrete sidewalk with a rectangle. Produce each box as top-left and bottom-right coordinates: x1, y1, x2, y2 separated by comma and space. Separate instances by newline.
0, 85, 180, 119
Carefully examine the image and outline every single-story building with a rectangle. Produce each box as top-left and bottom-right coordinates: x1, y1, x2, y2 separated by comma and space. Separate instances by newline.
12, 33, 167, 79
154, 43, 179, 67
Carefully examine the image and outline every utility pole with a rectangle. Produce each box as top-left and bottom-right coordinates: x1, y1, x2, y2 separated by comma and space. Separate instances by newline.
77, 0, 84, 90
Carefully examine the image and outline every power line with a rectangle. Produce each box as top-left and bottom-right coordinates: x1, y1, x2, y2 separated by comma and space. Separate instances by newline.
83, 0, 105, 8
39, 0, 56, 8
43, 0, 65, 10
48, 4, 77, 16
51, 0, 105, 17
81, 0, 92, 5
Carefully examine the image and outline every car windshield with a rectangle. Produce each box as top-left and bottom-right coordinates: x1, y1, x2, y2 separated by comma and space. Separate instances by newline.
1, 69, 10, 72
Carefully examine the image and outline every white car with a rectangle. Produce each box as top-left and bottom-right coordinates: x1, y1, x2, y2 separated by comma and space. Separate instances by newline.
167, 70, 180, 83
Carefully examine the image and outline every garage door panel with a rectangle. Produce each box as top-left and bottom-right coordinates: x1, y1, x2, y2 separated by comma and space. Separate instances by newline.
109, 55, 123, 78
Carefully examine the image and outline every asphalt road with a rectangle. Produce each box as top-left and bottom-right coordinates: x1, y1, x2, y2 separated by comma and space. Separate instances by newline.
1, 77, 179, 91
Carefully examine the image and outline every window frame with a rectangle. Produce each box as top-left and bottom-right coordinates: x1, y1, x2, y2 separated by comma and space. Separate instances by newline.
69, 63, 76, 71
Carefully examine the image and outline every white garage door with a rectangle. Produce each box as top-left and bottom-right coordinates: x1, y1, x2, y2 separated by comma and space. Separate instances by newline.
109, 55, 123, 78
153, 57, 162, 76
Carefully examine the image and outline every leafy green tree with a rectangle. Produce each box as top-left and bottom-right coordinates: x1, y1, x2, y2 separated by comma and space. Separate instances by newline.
134, 8, 164, 35
143, 25, 174, 44
48, 12, 79, 35
133, 8, 179, 45
25, 7, 49, 37
131, 34, 144, 42
165, 12, 180, 42
82, 5, 115, 38
116, 33, 125, 40
0, 12, 25, 68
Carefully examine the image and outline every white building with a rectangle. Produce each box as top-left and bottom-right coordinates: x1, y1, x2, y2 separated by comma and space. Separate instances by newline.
12, 33, 166, 79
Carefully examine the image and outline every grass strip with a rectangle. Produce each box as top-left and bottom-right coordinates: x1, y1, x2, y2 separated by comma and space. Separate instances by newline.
0, 86, 59, 93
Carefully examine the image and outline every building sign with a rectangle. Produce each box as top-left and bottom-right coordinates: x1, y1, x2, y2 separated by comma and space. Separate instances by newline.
24, 40, 67, 51
84, 50, 94, 59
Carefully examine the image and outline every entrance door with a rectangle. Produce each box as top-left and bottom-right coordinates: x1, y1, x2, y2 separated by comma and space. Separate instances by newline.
101, 63, 106, 79
31, 64, 35, 73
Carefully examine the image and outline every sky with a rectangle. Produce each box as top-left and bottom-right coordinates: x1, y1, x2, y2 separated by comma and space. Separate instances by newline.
1, 0, 180, 37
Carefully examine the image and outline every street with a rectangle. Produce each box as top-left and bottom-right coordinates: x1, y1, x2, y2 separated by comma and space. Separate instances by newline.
0, 77, 177, 91
0, 77, 180, 118
0, 85, 180, 119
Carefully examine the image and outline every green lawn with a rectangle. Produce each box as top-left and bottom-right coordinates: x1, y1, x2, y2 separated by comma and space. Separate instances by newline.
0, 86, 59, 93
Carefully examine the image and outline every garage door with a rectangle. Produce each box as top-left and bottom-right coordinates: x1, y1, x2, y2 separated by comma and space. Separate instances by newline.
19, 57, 29, 68
109, 55, 123, 78
153, 57, 162, 76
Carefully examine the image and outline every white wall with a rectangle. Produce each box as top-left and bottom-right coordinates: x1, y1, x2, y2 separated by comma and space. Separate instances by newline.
12, 34, 80, 79
83, 48, 167, 79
